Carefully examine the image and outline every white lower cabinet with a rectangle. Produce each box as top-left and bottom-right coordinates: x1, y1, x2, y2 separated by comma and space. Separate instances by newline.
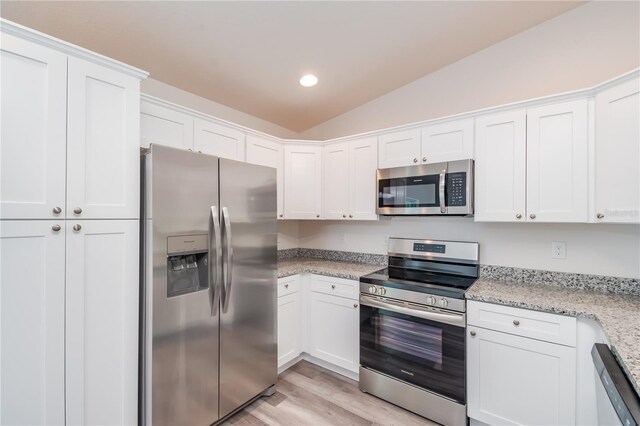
467, 302, 577, 426
277, 276, 302, 367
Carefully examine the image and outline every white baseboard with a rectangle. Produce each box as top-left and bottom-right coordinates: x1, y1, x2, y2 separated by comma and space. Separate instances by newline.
278, 352, 359, 382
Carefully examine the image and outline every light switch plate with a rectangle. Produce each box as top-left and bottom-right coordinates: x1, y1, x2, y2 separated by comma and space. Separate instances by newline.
551, 241, 566, 259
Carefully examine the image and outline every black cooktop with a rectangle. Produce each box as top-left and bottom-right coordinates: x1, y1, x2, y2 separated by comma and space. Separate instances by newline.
360, 268, 477, 300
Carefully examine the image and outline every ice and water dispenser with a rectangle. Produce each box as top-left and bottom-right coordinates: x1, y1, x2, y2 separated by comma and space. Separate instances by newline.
166, 234, 209, 298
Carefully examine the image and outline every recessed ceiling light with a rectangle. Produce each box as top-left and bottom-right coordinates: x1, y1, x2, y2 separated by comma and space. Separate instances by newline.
299, 74, 318, 87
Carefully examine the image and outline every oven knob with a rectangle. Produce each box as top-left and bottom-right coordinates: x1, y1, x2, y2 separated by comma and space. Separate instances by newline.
369, 286, 377, 294
378, 287, 386, 296
427, 296, 437, 305
438, 298, 449, 308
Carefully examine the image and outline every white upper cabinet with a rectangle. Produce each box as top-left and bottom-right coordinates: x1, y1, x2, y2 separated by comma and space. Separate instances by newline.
420, 118, 474, 164
194, 118, 245, 160
349, 137, 378, 220
284, 145, 322, 219
1, 221, 66, 426
378, 128, 421, 168
65, 220, 139, 426
323, 142, 350, 219
475, 110, 527, 222
67, 57, 141, 220
594, 76, 640, 223
526, 100, 588, 223
0, 34, 67, 220
246, 135, 285, 218
140, 99, 194, 150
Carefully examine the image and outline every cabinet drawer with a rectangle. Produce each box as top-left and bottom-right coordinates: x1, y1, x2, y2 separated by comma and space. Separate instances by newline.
277, 275, 300, 298
468, 301, 576, 347
310, 275, 359, 300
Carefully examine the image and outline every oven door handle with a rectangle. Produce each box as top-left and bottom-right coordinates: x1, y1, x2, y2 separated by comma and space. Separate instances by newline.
360, 294, 465, 327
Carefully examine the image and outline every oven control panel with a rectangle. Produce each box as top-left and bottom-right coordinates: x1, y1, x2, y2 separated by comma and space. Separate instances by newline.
359, 283, 465, 313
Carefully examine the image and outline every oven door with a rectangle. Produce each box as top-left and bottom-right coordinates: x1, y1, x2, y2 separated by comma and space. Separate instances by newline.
359, 294, 466, 403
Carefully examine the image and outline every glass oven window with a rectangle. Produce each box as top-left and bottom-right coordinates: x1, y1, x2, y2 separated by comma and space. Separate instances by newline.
377, 314, 443, 368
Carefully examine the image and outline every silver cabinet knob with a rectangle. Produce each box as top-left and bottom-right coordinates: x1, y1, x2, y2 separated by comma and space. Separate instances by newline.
529, 214, 536, 219
516, 213, 522, 219
513, 319, 520, 326
73, 207, 82, 215
343, 214, 347, 218
73, 224, 82, 232
198, 150, 202, 153
284, 284, 289, 289
188, 148, 193, 152
470, 331, 476, 337
316, 214, 320, 218
331, 284, 336, 289
52, 207, 62, 215
52, 224, 61, 232
422, 157, 427, 162
279, 214, 283, 218
349, 214, 353, 218
413, 158, 418, 163
353, 303, 358, 308
597, 213, 604, 219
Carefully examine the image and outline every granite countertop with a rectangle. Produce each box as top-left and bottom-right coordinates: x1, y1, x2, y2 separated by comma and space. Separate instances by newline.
467, 278, 640, 396
277, 258, 384, 281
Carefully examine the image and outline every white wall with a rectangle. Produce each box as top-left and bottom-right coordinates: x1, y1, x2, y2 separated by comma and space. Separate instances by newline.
277, 220, 300, 250
300, 1, 640, 140
142, 78, 300, 140
297, 219, 640, 279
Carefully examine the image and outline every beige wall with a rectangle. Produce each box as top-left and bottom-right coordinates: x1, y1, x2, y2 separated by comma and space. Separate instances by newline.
300, 1, 640, 140
141, 78, 300, 140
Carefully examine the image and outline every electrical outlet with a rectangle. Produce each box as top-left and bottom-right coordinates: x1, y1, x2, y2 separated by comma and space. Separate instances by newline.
551, 242, 566, 259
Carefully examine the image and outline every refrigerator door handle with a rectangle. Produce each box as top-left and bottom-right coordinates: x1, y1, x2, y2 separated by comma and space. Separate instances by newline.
221, 206, 234, 313
210, 206, 222, 316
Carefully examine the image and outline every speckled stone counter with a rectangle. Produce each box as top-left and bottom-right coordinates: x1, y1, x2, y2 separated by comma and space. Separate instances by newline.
277, 258, 383, 281
467, 278, 640, 395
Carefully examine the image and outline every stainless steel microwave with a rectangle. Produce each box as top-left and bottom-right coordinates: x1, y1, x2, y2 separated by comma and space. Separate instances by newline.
376, 159, 474, 216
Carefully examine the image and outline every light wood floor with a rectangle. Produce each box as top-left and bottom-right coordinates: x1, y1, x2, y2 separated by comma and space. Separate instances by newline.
222, 360, 438, 426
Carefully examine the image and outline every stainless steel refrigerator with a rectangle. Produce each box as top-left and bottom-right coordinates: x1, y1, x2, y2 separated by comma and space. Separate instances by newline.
140, 144, 277, 425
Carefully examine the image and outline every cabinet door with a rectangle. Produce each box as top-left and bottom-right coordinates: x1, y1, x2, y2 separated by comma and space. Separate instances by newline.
277, 292, 302, 368
140, 99, 194, 150
420, 118, 474, 164
194, 118, 245, 160
0, 221, 65, 425
378, 129, 421, 168
467, 326, 576, 426
474, 110, 527, 222
246, 135, 284, 218
65, 220, 139, 426
67, 57, 141, 220
323, 142, 350, 220
594, 77, 640, 223
527, 100, 588, 222
0, 34, 67, 219
349, 137, 378, 220
308, 292, 359, 373
284, 145, 322, 219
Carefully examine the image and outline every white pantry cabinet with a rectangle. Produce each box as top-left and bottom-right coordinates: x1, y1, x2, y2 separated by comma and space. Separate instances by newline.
594, 76, 640, 223
65, 220, 139, 426
277, 276, 302, 368
307, 276, 360, 373
526, 100, 588, 223
246, 135, 285, 218
140, 99, 194, 151
323, 137, 378, 220
474, 110, 527, 222
467, 301, 577, 426
0, 34, 67, 220
67, 57, 141, 220
420, 118, 474, 164
194, 117, 245, 160
284, 145, 322, 219
0, 221, 66, 426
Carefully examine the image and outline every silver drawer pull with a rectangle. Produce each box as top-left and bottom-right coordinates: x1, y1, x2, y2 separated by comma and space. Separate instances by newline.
331, 285, 336, 289
513, 319, 520, 326
52, 206, 62, 215
284, 284, 289, 289
73, 224, 82, 232
353, 303, 358, 308
52, 224, 61, 232
73, 207, 83, 215
470, 331, 476, 337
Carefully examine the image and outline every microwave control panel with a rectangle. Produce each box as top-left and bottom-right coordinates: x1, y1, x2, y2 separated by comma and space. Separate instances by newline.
446, 172, 467, 207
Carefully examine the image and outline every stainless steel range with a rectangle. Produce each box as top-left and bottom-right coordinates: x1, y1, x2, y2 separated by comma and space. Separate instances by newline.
358, 238, 479, 426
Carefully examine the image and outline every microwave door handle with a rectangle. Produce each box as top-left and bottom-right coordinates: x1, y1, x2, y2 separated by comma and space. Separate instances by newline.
360, 294, 465, 327
439, 167, 447, 214
209, 206, 222, 316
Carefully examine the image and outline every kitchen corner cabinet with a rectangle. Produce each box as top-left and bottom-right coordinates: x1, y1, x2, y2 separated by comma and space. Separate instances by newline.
467, 301, 577, 426
194, 117, 246, 160
277, 276, 302, 367
65, 220, 139, 425
323, 138, 378, 220
140, 99, 194, 151
593, 76, 640, 223
284, 145, 322, 219
246, 135, 285, 219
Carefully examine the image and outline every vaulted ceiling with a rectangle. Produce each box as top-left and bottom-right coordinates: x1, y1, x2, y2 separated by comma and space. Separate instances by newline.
1, 1, 584, 132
